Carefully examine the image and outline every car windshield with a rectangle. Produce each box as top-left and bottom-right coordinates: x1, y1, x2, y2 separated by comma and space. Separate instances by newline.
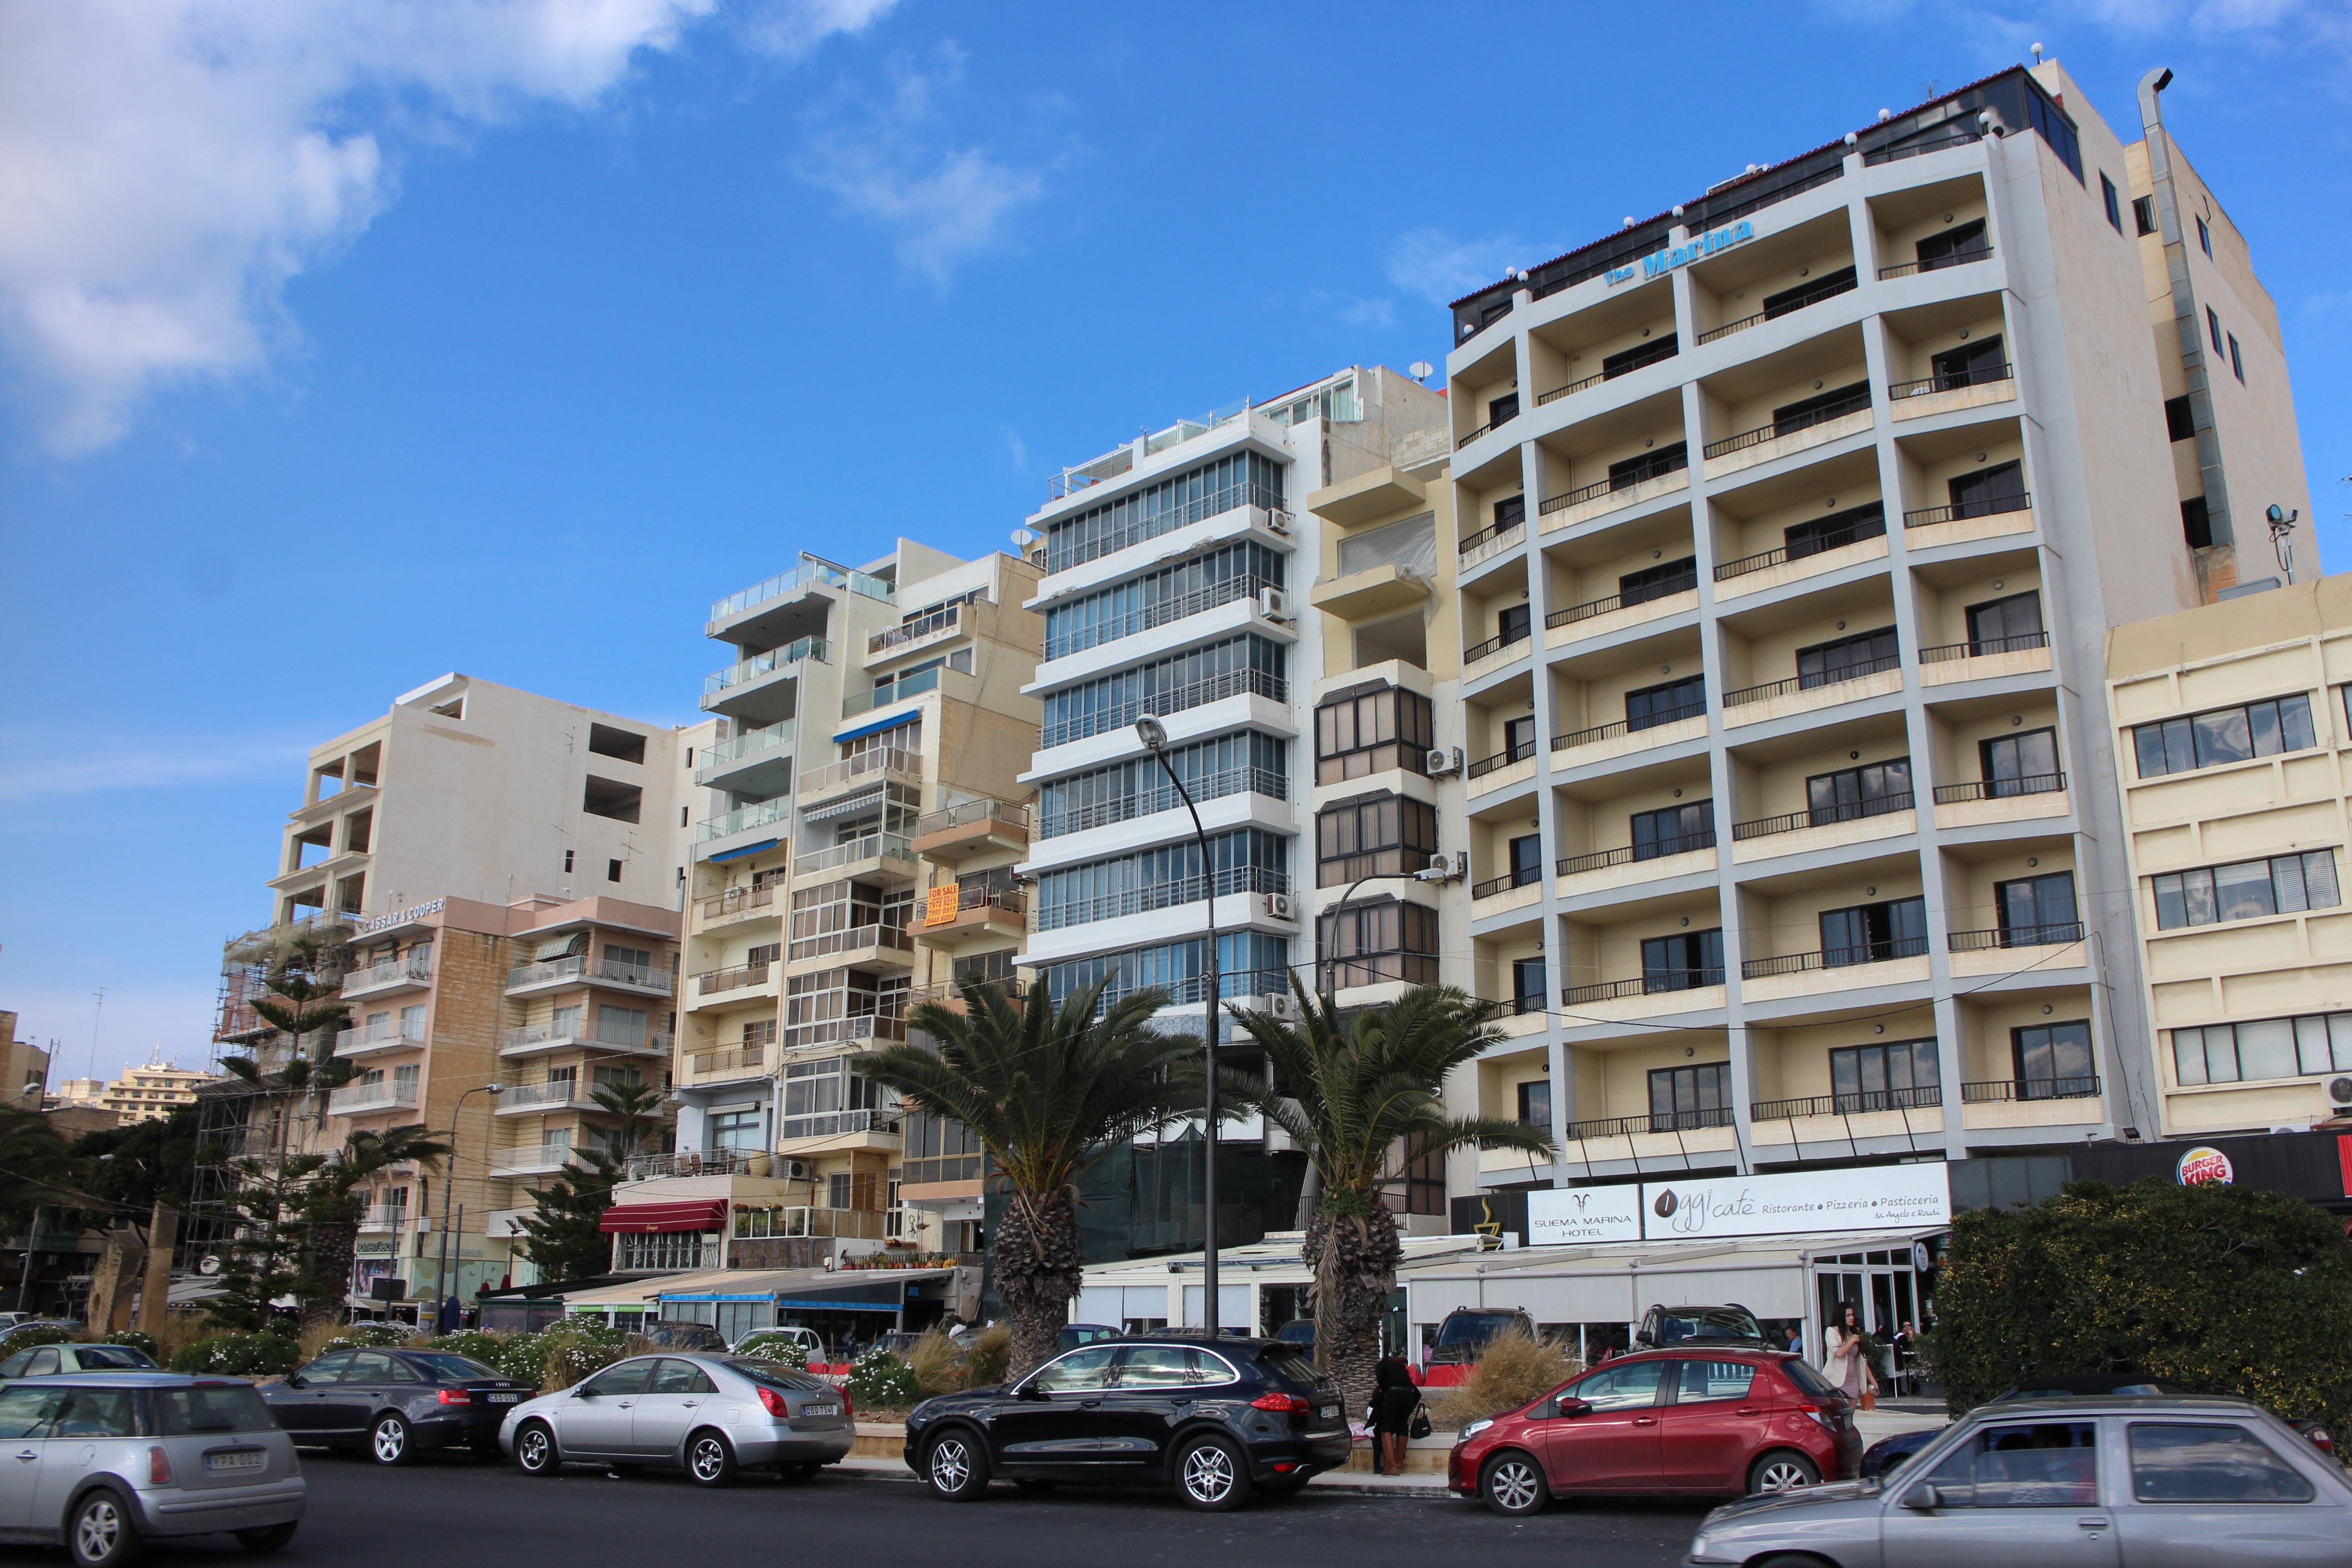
1436, 1313, 1520, 1347
400, 1354, 502, 1381
1780, 1357, 1842, 1398
152, 1384, 276, 1436
1653, 1307, 1762, 1342
725, 1360, 832, 1393
74, 1348, 157, 1370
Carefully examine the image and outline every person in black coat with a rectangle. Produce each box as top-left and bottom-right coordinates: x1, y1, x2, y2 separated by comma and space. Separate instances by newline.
1370, 1354, 1421, 1476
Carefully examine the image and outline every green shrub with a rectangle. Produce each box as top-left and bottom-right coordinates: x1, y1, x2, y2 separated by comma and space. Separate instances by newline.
110, 1330, 159, 1358
958, 1323, 1009, 1389
540, 1323, 629, 1391
1925, 1178, 2352, 1428
846, 1350, 924, 1412
735, 1333, 811, 1371
0, 1326, 77, 1357
169, 1332, 301, 1377
425, 1331, 507, 1365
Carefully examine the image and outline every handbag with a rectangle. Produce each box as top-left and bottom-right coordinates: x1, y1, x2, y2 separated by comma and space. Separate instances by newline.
1409, 1402, 1433, 1440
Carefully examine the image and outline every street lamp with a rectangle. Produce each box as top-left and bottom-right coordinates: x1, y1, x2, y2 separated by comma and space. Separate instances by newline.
1135, 714, 1223, 1336
1319, 870, 1436, 996
434, 1083, 502, 1332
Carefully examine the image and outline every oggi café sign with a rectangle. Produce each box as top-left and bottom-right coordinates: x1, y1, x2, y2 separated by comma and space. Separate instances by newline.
2176, 1145, 2235, 1187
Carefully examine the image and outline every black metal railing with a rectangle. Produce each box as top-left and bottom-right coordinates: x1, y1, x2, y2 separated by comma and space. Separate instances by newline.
1877, 243, 1995, 280
1752, 1085, 1942, 1120
1918, 630, 2050, 663
1472, 867, 1545, 900
1458, 516, 1525, 559
1695, 269, 1858, 345
1931, 773, 2066, 805
1903, 491, 2031, 528
1547, 575, 1698, 628
1962, 1077, 2100, 1104
1539, 450, 1689, 515
1692, 162, 1844, 229
1537, 371, 1604, 407
1742, 936, 1929, 980
1721, 654, 1902, 709
1555, 831, 1716, 877
1565, 1106, 1735, 1140
1862, 127, 1982, 167
1948, 922, 2084, 951
1562, 972, 1723, 1005
1732, 791, 1914, 841
1465, 626, 1533, 663
1702, 388, 1873, 459
1553, 703, 1708, 752
1887, 358, 2011, 399
1457, 409, 1516, 448
1714, 519, 1886, 581
1467, 738, 1538, 779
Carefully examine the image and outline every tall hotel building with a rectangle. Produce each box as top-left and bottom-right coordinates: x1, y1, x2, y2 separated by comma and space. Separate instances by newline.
1434, 60, 2310, 1191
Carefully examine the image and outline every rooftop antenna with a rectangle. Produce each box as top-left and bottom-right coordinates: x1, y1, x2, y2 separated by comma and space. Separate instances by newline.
87, 987, 106, 1080
2267, 505, 2300, 582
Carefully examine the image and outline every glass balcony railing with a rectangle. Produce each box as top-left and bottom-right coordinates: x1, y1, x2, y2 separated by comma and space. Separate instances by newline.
696, 795, 793, 844
705, 637, 831, 696
700, 720, 795, 774
842, 666, 941, 718
793, 833, 914, 877
710, 561, 893, 624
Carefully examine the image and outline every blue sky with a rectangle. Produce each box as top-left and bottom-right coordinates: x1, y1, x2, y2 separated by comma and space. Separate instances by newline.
2, 0, 2347, 1079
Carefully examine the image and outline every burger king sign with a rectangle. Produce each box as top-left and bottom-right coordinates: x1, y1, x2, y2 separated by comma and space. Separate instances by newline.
2176, 1145, 2235, 1187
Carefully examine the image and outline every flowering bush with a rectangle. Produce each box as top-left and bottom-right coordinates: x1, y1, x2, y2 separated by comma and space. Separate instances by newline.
845, 1350, 924, 1412
169, 1332, 301, 1377
734, 1333, 811, 1371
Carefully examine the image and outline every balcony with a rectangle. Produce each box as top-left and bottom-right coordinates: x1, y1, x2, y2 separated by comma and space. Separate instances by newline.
776, 1108, 903, 1148
495, 1080, 602, 1114
1919, 630, 2053, 686
797, 747, 922, 804
904, 976, 1031, 1016
1748, 1085, 1945, 1150
1888, 357, 2014, 422
1712, 517, 1888, 596
1565, 1107, 1735, 1141
1551, 706, 1709, 769
1554, 833, 1718, 894
1960, 1076, 2102, 1131
1557, 1107, 1739, 1165
343, 956, 433, 999
1947, 921, 2085, 977
692, 960, 774, 999
1741, 937, 1930, 1003
1731, 792, 1916, 861
619, 1148, 757, 1181
696, 720, 794, 786
697, 884, 780, 929
1558, 973, 1725, 1023
701, 635, 831, 705
1471, 867, 1544, 906
869, 602, 967, 659
357, 1205, 410, 1233
792, 832, 916, 880
1703, 388, 1873, 479
912, 799, 1029, 861
783, 1012, 908, 1053
1466, 737, 1539, 797
1545, 577, 1698, 647
335, 1018, 426, 1058
758, 1205, 896, 1240
1046, 574, 1279, 662
490, 1142, 588, 1178
1464, 624, 1534, 678
505, 955, 674, 998
787, 922, 917, 968
1751, 1085, 1942, 1121
709, 561, 891, 634
1902, 490, 2034, 549
1722, 656, 1902, 727
1695, 268, 1858, 347
1037, 665, 1288, 751
686, 1043, 768, 1080
843, 666, 943, 720
1539, 449, 1690, 534
918, 885, 1028, 946
1931, 771, 2068, 830
696, 796, 791, 847
1458, 513, 1525, 573
499, 1023, 670, 1061
328, 1080, 422, 1117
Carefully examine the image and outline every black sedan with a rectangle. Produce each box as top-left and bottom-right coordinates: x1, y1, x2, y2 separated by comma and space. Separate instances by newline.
262, 1347, 536, 1464
903, 1335, 1348, 1511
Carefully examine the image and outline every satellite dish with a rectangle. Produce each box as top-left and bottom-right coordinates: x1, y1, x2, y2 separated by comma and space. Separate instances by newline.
1407, 362, 1434, 382
1010, 528, 1038, 548
198, 1254, 222, 1276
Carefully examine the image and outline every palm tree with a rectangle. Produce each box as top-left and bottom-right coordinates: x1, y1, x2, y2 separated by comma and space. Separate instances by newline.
298, 1123, 450, 1330
1226, 981, 1556, 1414
864, 978, 1208, 1382
588, 1080, 667, 1166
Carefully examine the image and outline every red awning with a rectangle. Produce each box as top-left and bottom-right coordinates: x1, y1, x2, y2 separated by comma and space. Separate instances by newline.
598, 1200, 728, 1235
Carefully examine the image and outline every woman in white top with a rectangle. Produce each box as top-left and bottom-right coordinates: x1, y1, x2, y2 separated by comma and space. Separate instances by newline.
1822, 1302, 1870, 1400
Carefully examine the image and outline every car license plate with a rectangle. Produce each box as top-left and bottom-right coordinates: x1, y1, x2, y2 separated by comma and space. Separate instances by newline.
487, 1393, 521, 1403
1317, 1405, 1338, 1421
805, 1403, 840, 1417
206, 1451, 265, 1473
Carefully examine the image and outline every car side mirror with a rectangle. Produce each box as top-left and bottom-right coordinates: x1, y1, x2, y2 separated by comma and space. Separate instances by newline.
1015, 1380, 1047, 1401
1634, 1330, 1654, 1347
283, 1375, 305, 1390
571, 1387, 593, 1398
1554, 1397, 1591, 1418
1901, 1484, 1941, 1512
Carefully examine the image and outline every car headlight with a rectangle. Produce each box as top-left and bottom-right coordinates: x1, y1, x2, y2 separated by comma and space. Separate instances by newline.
1460, 1418, 1494, 1441
1690, 1535, 1708, 1559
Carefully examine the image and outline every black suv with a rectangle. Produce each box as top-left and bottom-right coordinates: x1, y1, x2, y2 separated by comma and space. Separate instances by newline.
1634, 1303, 1766, 1350
903, 1335, 1347, 1510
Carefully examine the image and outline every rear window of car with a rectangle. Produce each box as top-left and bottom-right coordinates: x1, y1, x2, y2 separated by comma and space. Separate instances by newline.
153, 1384, 278, 1436
1436, 1312, 1522, 1346
1254, 1345, 1333, 1392
723, 1360, 831, 1393
74, 1348, 157, 1371
400, 1354, 502, 1382
1779, 1357, 1842, 1398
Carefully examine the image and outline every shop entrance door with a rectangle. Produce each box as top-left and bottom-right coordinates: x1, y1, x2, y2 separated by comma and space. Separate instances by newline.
1812, 1245, 1921, 1394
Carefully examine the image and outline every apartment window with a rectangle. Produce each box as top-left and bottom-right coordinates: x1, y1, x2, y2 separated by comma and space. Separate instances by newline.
1928, 335, 2005, 392
1315, 687, 1434, 784
1043, 541, 1286, 660
581, 776, 642, 823
1500, 714, 1538, 761
1043, 449, 1285, 573
1965, 590, 2044, 653
1316, 792, 1437, 887
1828, 1038, 1938, 1109
2181, 495, 2213, 549
1819, 897, 1926, 966
1631, 801, 1714, 859
2229, 333, 2244, 383
2133, 194, 2157, 236
1315, 899, 1439, 989
2196, 214, 2212, 257
1619, 555, 1697, 606
1338, 512, 1437, 578
1505, 833, 1544, 888
587, 723, 647, 764
1039, 634, 1287, 748
2207, 305, 2224, 354
1996, 871, 2080, 945
607, 858, 623, 883
1769, 380, 1870, 438
1626, 674, 1705, 730
1040, 931, 1290, 1010
2173, 1010, 2352, 1087
2151, 852, 2340, 931
1648, 1063, 1731, 1129
1796, 626, 1900, 688
1778, 500, 1886, 567
2132, 693, 2316, 778
1516, 1078, 1552, 1129
1494, 603, 1532, 647
1640, 929, 1723, 992
841, 716, 921, 760
603, 943, 655, 980
1511, 957, 1547, 1015
597, 1004, 649, 1047
1607, 443, 1688, 490
2100, 173, 2122, 232
1980, 728, 2060, 795
2164, 394, 2195, 443
2020, 81, 2083, 181
1804, 757, 1912, 825
2012, 1020, 2095, 1098
1945, 459, 2027, 519
563, 850, 574, 874
1601, 333, 1677, 378
903, 1110, 985, 1184
952, 947, 1018, 987
1486, 390, 1519, 428
1035, 829, 1287, 931
1915, 218, 1989, 270
1039, 730, 1288, 837
1384, 1151, 1447, 1218
781, 1055, 897, 1142
1491, 493, 1527, 534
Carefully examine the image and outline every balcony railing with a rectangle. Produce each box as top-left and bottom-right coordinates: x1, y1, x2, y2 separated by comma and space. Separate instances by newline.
1036, 868, 1274, 931
689, 1044, 767, 1076
778, 1109, 903, 1144
1040, 485, 1289, 575
870, 602, 967, 657
1701, 388, 1872, 460
1537, 371, 1605, 406
1695, 269, 1858, 345
1468, 738, 1537, 779
1917, 631, 2050, 663
1553, 703, 1707, 752
1903, 491, 2031, 528
504, 956, 673, 995
1039, 666, 1288, 750
788, 922, 916, 964
491, 1142, 588, 1176
620, 1148, 756, 1181
1561, 972, 1722, 1005
358, 1205, 410, 1231
499, 1022, 669, 1055
1961, 1077, 2100, 1103
1932, 772, 2066, 805
801, 747, 921, 801
1732, 791, 1914, 842
701, 885, 779, 921
1457, 515, 1524, 559
1471, 867, 1544, 900
925, 884, 1028, 926
1876, 244, 1994, 281
913, 798, 1030, 838
698, 719, 795, 778
843, 666, 942, 719
905, 976, 1030, 1012
338, 1018, 426, 1051
704, 636, 831, 696
1044, 575, 1277, 661
1741, 936, 1929, 980
346, 956, 433, 992
1752, 1085, 1942, 1120
1540, 449, 1689, 515
1465, 626, 1532, 664
1555, 831, 1716, 876
711, 561, 892, 624
497, 1079, 593, 1112
760, 1205, 896, 1240
328, 1080, 422, 1115
783, 1011, 908, 1051
1948, 922, 2084, 951
696, 795, 792, 845
694, 960, 772, 996
1722, 654, 1901, 709
1888, 358, 2011, 399
1862, 126, 1983, 167
1564, 1106, 1734, 1140
1714, 518, 1885, 581
1038, 764, 1284, 839
1547, 574, 1697, 628
793, 833, 914, 877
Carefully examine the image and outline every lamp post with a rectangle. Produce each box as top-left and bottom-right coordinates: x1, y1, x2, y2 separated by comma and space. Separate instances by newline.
1318, 870, 1434, 997
1135, 714, 1222, 1336
435, 1083, 501, 1332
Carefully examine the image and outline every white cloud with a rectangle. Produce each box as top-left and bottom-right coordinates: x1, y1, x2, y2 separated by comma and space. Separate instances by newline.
1003, 426, 1027, 470
1307, 289, 1396, 331
0, 0, 894, 455
795, 44, 1051, 286
0, 730, 311, 803
1385, 228, 1556, 307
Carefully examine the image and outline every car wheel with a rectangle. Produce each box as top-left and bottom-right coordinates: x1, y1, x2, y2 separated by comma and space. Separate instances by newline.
1748, 1450, 1822, 1494
67, 1488, 139, 1568
924, 1430, 990, 1501
1172, 1435, 1252, 1512
513, 1420, 560, 1476
368, 1413, 413, 1466
234, 1523, 299, 1555
1479, 1450, 1550, 1516
686, 1431, 738, 1488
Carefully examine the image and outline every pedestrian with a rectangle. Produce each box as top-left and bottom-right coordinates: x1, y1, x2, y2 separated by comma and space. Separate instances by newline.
1784, 1324, 1803, 1357
1369, 1352, 1421, 1477
1823, 1303, 1876, 1407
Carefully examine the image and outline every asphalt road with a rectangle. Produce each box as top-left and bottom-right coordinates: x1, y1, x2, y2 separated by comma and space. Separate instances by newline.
37, 1450, 1712, 1568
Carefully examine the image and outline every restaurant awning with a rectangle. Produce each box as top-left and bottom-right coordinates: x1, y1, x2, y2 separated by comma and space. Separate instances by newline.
598, 1200, 729, 1235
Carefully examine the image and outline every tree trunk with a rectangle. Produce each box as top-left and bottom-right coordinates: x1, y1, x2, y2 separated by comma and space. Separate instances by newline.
1303, 1200, 1401, 1422
303, 1217, 358, 1331
994, 1184, 1083, 1383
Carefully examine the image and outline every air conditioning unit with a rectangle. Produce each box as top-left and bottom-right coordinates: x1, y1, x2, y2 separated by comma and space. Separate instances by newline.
1418, 852, 1466, 882
1262, 508, 1292, 536
1264, 892, 1298, 921
1265, 993, 1301, 1022
779, 1159, 812, 1180
1426, 746, 1464, 778
2329, 1078, 2352, 1108
1256, 587, 1292, 622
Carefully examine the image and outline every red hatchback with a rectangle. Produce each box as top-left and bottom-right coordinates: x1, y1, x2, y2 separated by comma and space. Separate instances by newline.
1448, 1349, 1860, 1514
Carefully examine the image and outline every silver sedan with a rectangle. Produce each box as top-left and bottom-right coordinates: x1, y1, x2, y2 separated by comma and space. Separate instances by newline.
498, 1354, 853, 1486
1685, 1394, 2352, 1566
